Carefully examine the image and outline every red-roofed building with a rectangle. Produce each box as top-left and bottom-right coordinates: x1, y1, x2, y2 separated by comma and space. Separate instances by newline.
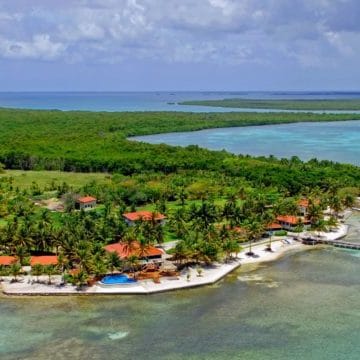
0, 255, 17, 266
266, 223, 282, 231
298, 199, 310, 216
276, 215, 310, 230
30, 256, 58, 266
76, 196, 97, 210
123, 211, 166, 226
298, 198, 320, 216
104, 241, 164, 264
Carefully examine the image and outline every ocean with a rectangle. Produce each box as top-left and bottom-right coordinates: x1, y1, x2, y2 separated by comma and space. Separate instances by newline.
1, 216, 360, 359
1, 91, 360, 112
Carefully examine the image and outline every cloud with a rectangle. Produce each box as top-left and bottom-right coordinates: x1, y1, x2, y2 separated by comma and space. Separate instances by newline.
0, 34, 66, 60
0, 0, 359, 67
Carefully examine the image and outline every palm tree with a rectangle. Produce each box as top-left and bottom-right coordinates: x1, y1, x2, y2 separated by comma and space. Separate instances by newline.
126, 255, 139, 279
312, 219, 328, 238
15, 245, 29, 266
10, 262, 22, 282
169, 208, 188, 239
177, 187, 187, 207
222, 239, 241, 262
73, 270, 89, 290
0, 265, 10, 281
2, 219, 18, 253
326, 216, 338, 230
153, 224, 164, 246
106, 251, 122, 274
189, 200, 218, 231
328, 195, 342, 217
31, 264, 43, 283
261, 210, 275, 252
52, 228, 66, 255
243, 219, 263, 257
34, 213, 53, 253
172, 240, 190, 265
307, 201, 323, 225
137, 236, 150, 261
14, 224, 34, 251
223, 193, 237, 223
44, 265, 55, 285
197, 239, 219, 265
343, 194, 355, 209
75, 241, 93, 273
92, 256, 108, 278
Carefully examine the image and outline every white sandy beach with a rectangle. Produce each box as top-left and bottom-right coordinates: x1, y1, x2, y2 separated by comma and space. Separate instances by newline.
0, 224, 349, 296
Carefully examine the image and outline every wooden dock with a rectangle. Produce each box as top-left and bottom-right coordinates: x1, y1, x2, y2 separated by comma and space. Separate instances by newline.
304, 238, 360, 250
319, 239, 360, 250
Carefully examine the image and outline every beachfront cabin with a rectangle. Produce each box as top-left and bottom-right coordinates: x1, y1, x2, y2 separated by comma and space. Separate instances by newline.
104, 241, 164, 265
298, 199, 311, 216
266, 222, 282, 234
276, 215, 311, 231
298, 198, 320, 216
76, 196, 97, 210
123, 211, 166, 226
0, 255, 17, 267
30, 256, 58, 267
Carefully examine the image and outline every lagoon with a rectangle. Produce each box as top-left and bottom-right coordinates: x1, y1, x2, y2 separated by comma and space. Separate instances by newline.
133, 120, 360, 166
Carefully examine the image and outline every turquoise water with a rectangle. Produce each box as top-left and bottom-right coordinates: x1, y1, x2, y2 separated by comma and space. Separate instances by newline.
133, 120, 360, 165
1, 235, 359, 359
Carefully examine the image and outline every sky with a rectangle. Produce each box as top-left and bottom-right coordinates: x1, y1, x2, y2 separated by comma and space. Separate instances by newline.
0, 0, 360, 91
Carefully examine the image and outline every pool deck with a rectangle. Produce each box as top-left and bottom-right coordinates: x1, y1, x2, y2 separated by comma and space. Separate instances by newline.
0, 224, 349, 296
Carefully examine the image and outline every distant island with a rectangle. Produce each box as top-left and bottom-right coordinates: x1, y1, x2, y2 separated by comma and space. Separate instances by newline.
179, 98, 360, 111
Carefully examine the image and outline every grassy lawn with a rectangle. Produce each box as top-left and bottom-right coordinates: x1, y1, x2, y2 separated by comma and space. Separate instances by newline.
0, 170, 112, 189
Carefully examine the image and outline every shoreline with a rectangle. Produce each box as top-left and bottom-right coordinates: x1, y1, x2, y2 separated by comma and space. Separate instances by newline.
1, 223, 349, 296
0, 240, 303, 296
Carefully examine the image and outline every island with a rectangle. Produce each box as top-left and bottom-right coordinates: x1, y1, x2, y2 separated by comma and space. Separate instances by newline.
0, 108, 359, 295
179, 98, 360, 111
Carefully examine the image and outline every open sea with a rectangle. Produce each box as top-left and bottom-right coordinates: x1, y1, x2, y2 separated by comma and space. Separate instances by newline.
1, 91, 360, 113
1, 91, 359, 359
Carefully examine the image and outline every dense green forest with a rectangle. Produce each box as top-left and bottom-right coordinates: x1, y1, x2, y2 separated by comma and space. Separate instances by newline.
1, 108, 360, 187
179, 98, 360, 110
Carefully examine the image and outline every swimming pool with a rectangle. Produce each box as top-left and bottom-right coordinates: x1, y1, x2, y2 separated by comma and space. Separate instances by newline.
100, 274, 137, 285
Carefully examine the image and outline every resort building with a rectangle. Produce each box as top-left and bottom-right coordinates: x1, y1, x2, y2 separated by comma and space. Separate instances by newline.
123, 211, 166, 226
0, 255, 17, 266
76, 196, 97, 210
30, 256, 58, 266
298, 199, 310, 216
276, 215, 311, 231
298, 198, 320, 216
266, 223, 283, 234
104, 241, 164, 265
